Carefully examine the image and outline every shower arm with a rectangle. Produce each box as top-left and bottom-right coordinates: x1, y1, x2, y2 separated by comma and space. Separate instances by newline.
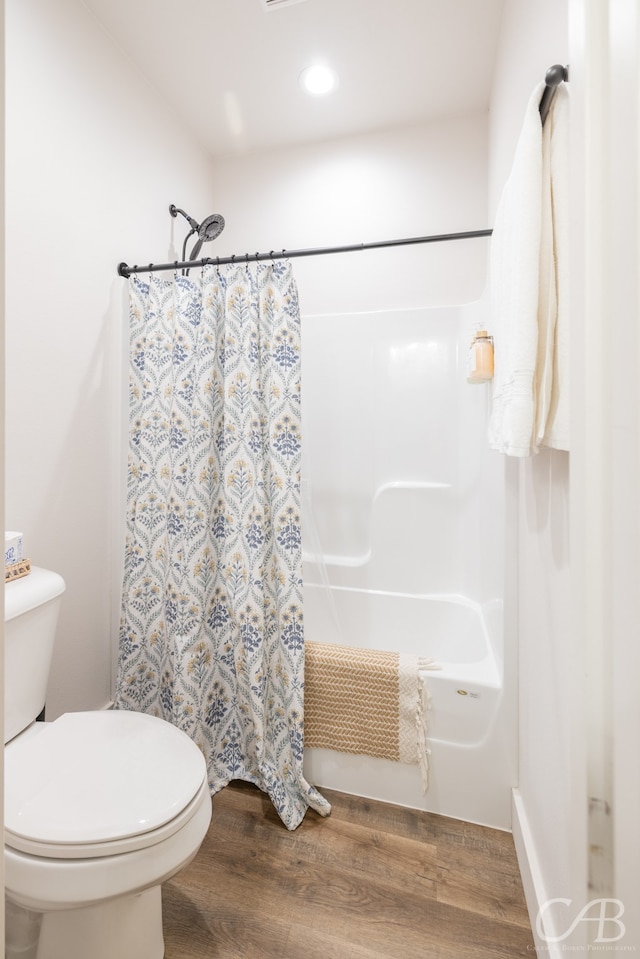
170, 204, 199, 231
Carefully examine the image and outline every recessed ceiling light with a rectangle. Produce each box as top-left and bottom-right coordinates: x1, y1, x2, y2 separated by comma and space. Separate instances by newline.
299, 64, 339, 96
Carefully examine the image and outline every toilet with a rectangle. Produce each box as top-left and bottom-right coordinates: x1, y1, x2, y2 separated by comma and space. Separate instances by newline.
4, 566, 212, 959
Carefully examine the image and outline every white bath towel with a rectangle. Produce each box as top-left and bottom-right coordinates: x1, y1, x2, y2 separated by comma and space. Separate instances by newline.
533, 87, 557, 446
488, 81, 570, 455
540, 84, 570, 451
488, 83, 544, 456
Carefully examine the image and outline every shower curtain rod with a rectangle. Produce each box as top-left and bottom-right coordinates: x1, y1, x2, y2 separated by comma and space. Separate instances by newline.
117, 63, 567, 280
117, 228, 493, 278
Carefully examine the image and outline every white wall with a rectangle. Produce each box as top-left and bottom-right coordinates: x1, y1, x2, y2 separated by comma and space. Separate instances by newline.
1, 0, 5, 937
489, 0, 588, 948
570, 0, 640, 950
5, 0, 216, 718
497, 4, 640, 949
211, 117, 489, 315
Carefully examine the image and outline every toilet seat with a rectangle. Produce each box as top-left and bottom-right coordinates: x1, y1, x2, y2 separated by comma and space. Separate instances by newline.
5, 710, 208, 860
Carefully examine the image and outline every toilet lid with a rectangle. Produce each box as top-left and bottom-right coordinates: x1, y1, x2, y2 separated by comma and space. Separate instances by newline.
4, 711, 207, 846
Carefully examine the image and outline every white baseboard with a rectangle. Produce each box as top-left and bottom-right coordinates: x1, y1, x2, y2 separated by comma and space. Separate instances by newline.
512, 788, 563, 959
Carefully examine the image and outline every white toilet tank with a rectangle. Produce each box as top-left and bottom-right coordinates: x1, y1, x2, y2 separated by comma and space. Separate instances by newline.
4, 567, 66, 744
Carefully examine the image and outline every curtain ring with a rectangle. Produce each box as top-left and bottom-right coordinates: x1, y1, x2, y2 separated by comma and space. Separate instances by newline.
231, 254, 236, 264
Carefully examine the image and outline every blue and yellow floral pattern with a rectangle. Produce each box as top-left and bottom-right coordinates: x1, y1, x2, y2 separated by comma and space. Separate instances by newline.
115, 262, 330, 829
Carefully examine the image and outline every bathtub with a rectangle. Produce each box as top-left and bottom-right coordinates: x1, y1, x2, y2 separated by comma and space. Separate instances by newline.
302, 584, 513, 829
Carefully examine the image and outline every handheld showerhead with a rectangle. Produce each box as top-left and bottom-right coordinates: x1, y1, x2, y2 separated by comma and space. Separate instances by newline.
170, 205, 226, 270
200, 214, 226, 242
189, 214, 226, 260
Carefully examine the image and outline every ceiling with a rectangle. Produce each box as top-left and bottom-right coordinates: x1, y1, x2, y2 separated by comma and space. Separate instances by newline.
83, 0, 505, 160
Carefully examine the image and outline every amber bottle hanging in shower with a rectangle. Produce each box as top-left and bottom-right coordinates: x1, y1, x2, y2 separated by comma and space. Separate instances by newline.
467, 330, 494, 384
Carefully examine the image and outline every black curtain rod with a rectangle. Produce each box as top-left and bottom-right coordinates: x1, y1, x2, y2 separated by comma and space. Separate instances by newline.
117, 63, 567, 280
117, 229, 493, 278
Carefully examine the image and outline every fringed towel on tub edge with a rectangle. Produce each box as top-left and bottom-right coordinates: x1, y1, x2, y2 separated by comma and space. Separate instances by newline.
304, 641, 437, 791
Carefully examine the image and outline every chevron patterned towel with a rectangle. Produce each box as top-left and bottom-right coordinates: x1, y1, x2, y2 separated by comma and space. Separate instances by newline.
304, 641, 437, 791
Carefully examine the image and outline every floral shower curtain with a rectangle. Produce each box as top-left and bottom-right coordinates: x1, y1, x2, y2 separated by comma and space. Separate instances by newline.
115, 261, 330, 830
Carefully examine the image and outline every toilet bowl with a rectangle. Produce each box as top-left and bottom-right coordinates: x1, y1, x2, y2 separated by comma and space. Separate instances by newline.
4, 568, 213, 959
5, 711, 212, 959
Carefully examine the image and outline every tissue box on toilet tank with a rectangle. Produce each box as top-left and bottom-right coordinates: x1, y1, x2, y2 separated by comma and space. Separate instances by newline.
5, 532, 23, 567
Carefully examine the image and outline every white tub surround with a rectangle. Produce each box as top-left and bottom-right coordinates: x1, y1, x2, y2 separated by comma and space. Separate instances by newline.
301, 303, 510, 829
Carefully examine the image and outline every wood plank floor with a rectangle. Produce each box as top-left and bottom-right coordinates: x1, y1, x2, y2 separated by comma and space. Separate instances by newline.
162, 782, 534, 959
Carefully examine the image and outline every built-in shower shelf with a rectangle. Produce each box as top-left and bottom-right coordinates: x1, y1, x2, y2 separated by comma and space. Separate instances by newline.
257, 0, 309, 10
372, 480, 452, 501
303, 551, 370, 569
